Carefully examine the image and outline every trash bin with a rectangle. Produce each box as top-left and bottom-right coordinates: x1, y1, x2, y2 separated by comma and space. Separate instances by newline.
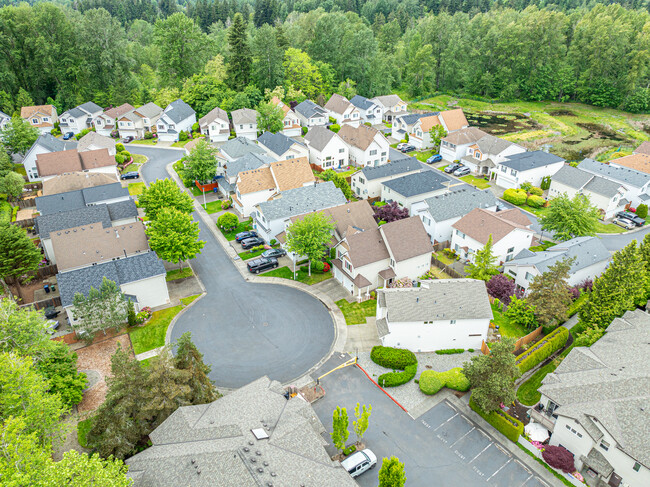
44, 284, 50, 294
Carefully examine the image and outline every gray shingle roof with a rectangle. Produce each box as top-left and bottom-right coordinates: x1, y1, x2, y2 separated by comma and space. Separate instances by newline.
395, 112, 438, 125
231, 108, 258, 125
579, 158, 650, 188
77, 131, 116, 153
257, 131, 304, 157
134, 102, 162, 119
350, 94, 376, 111
57, 251, 165, 307
382, 170, 450, 198
36, 183, 128, 215
360, 158, 421, 181
422, 188, 497, 222
583, 174, 624, 198
199, 106, 228, 126
303, 126, 337, 151
379, 279, 493, 322
220, 137, 266, 159
33, 133, 78, 153
65, 107, 85, 119
387, 148, 412, 163
0, 110, 9, 120
107, 199, 138, 221
257, 181, 346, 221
36, 205, 112, 239
78, 101, 103, 114
294, 100, 326, 119
499, 150, 564, 171
226, 153, 273, 179
552, 165, 623, 198
475, 134, 518, 155
163, 99, 195, 123
539, 308, 650, 467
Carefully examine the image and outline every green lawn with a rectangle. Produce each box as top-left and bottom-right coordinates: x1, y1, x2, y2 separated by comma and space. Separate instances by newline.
166, 267, 193, 281
128, 182, 145, 195
129, 139, 158, 145
180, 294, 201, 306
415, 149, 435, 163
517, 359, 559, 406
201, 200, 222, 214
335, 299, 377, 325
171, 139, 191, 148
438, 164, 449, 172
261, 265, 332, 285
190, 186, 204, 196
219, 219, 253, 240
129, 305, 183, 355
491, 303, 529, 338
515, 203, 550, 218
595, 221, 627, 234
335, 168, 359, 178
460, 175, 491, 189
13, 163, 26, 176
239, 248, 265, 260
77, 418, 93, 448
434, 252, 455, 266
0, 200, 11, 223
260, 266, 293, 279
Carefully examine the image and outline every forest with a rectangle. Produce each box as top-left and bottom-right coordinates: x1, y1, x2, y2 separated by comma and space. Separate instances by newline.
1, 0, 650, 117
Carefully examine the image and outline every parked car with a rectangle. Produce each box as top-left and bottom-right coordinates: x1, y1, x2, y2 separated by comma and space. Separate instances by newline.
120, 171, 139, 180
401, 144, 416, 153
62, 132, 74, 140
444, 162, 462, 173
247, 257, 279, 274
262, 248, 287, 259
241, 236, 265, 249
396, 143, 407, 151
426, 154, 443, 164
122, 136, 134, 143
615, 211, 645, 227
613, 217, 636, 230
235, 231, 258, 242
454, 166, 471, 177
341, 449, 377, 478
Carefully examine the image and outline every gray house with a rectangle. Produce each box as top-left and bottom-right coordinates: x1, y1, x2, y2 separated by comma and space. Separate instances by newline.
380, 170, 453, 210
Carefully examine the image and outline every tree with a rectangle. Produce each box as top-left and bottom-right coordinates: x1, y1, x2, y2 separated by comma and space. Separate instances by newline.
217, 212, 239, 230
337, 79, 357, 99
319, 169, 353, 200
542, 445, 575, 473
504, 296, 537, 330
0, 299, 50, 357
226, 13, 252, 90
0, 222, 42, 283
174, 332, 218, 405
373, 201, 409, 223
183, 139, 218, 207
526, 257, 574, 326
0, 144, 14, 176
138, 179, 194, 220
15, 88, 33, 109
428, 124, 447, 151
331, 406, 349, 451
251, 25, 284, 92
539, 193, 600, 241
35, 343, 87, 408
285, 212, 334, 276
378, 456, 406, 487
1, 117, 39, 155
72, 277, 128, 338
256, 100, 284, 133
353, 403, 372, 443
146, 208, 205, 268
486, 274, 515, 305
636, 204, 648, 219
46, 451, 132, 486
0, 171, 25, 200
283, 48, 324, 99
468, 234, 499, 281
574, 324, 605, 347
462, 337, 521, 413
0, 417, 52, 486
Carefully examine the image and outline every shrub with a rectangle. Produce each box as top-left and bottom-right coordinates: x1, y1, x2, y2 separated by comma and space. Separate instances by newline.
115, 154, 125, 164
313, 260, 325, 272
542, 446, 575, 473
378, 364, 417, 387
302, 127, 308, 135
419, 371, 444, 394
222, 200, 232, 209
419, 368, 470, 395
329, 123, 340, 133
192, 122, 200, 133
486, 274, 515, 305
370, 346, 417, 369
540, 176, 551, 190
435, 348, 464, 355
526, 195, 546, 208
505, 296, 537, 330
516, 327, 569, 373
329, 116, 336, 124
503, 188, 527, 205
217, 212, 239, 230
270, 239, 277, 246
636, 203, 648, 219
578, 278, 593, 292
116, 143, 125, 152
144, 131, 153, 139
179, 131, 189, 141
528, 186, 544, 196
568, 287, 580, 300
120, 150, 131, 161
323, 262, 330, 272
343, 444, 357, 456
469, 395, 523, 442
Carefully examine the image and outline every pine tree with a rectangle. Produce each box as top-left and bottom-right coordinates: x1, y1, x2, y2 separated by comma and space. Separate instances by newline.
15, 88, 33, 109
174, 332, 219, 404
0, 223, 42, 283
526, 256, 574, 326
226, 13, 252, 90
469, 234, 499, 281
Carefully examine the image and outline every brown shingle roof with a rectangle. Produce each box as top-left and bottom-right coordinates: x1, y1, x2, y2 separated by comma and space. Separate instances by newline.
419, 114, 441, 132
42, 172, 119, 196
611, 153, 650, 174
634, 141, 650, 155
237, 167, 276, 194
344, 227, 390, 267
21, 105, 55, 120
79, 148, 115, 169
103, 103, 135, 120
270, 157, 315, 191
199, 107, 228, 126
380, 216, 433, 262
338, 124, 383, 150
442, 127, 487, 146
324, 94, 352, 115
36, 148, 116, 177
271, 96, 291, 116
452, 208, 532, 245
440, 108, 469, 132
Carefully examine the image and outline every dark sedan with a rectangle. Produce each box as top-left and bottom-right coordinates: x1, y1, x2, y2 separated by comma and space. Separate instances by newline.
262, 248, 287, 259
444, 162, 462, 173
247, 257, 279, 274
235, 231, 258, 242
241, 236, 265, 249
62, 132, 74, 140
400, 144, 416, 153
120, 171, 139, 180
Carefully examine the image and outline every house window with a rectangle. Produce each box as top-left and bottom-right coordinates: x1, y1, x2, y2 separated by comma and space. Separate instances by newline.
370, 150, 377, 156
508, 270, 516, 277
422, 216, 430, 225
507, 247, 514, 254
450, 320, 456, 324
339, 148, 345, 153
501, 166, 506, 173
390, 259, 395, 267
525, 272, 534, 281
599, 441, 609, 452
344, 260, 352, 271
633, 462, 641, 472
381, 152, 386, 157
510, 169, 517, 176
249, 124, 253, 128
454, 244, 459, 251
32, 118, 38, 124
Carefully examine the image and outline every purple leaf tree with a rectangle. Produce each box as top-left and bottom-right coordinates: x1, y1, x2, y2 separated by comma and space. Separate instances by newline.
486, 274, 516, 305
542, 446, 575, 473
374, 202, 409, 223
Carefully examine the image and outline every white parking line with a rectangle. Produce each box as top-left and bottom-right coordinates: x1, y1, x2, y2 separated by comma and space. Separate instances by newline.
432, 412, 458, 432
468, 443, 492, 464
486, 458, 511, 481
449, 427, 475, 448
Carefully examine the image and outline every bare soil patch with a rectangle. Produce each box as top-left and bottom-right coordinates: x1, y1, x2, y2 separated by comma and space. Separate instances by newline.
548, 110, 576, 117
466, 111, 541, 134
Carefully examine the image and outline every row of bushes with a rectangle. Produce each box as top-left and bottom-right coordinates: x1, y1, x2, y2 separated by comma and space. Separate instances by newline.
378, 364, 417, 387
469, 395, 524, 443
435, 348, 465, 355
503, 188, 546, 208
516, 327, 569, 373
419, 368, 470, 395
370, 345, 417, 369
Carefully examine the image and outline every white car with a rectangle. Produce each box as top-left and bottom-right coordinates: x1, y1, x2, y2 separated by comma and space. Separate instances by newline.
341, 448, 377, 478
396, 143, 407, 151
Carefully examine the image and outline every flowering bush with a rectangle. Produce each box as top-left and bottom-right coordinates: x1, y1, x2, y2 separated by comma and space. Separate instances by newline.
568, 286, 581, 300
578, 278, 593, 292
135, 307, 152, 325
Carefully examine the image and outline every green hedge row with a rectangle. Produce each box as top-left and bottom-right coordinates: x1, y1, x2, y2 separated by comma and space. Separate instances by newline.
419, 368, 470, 395
469, 395, 523, 443
378, 364, 417, 387
503, 188, 527, 205
435, 348, 465, 355
370, 346, 417, 370
516, 327, 569, 374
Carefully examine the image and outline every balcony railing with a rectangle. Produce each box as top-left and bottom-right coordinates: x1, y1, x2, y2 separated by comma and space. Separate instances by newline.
530, 406, 557, 432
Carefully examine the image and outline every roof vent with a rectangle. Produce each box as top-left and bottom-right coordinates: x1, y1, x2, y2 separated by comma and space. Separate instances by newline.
250, 457, 257, 463
248, 440, 254, 446
252, 428, 269, 440
256, 451, 262, 456
416, 297, 419, 303
257, 467, 264, 473
270, 472, 277, 477
243, 447, 250, 453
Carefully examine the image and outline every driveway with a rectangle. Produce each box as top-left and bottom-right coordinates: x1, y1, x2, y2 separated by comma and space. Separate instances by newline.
129, 146, 336, 389
312, 363, 556, 487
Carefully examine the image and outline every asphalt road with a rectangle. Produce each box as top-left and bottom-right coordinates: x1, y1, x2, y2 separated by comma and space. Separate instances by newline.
129, 146, 335, 389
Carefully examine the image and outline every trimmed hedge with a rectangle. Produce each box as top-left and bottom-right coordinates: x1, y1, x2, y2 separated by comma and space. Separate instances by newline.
419, 368, 470, 395
529, 186, 543, 196
516, 327, 569, 373
526, 195, 546, 208
370, 346, 417, 370
435, 348, 464, 355
503, 188, 527, 205
378, 364, 417, 387
469, 395, 523, 443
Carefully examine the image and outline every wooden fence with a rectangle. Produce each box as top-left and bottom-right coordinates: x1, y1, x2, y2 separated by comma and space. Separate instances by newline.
20, 295, 61, 311
513, 326, 543, 351
430, 257, 464, 279
17, 198, 36, 209
13, 217, 35, 228
432, 241, 450, 252
34, 265, 58, 280
480, 340, 491, 355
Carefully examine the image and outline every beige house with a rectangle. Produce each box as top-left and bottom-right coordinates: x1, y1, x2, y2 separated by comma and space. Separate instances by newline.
21, 104, 58, 134
338, 124, 390, 167
409, 109, 470, 150
117, 102, 163, 139
199, 107, 230, 143
34, 148, 119, 182
93, 103, 135, 136
77, 131, 117, 156
324, 94, 361, 127
371, 94, 408, 122
271, 96, 301, 137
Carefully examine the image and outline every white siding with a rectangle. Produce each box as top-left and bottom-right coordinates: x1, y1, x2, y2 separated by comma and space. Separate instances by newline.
381, 318, 489, 351
451, 228, 533, 264
120, 274, 170, 309
495, 161, 565, 189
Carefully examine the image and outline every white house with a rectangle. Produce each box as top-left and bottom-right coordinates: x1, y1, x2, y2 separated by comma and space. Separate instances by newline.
439, 127, 488, 162
349, 95, 382, 125
338, 124, 389, 167
34, 148, 119, 182
22, 134, 78, 181
77, 131, 116, 157
0, 110, 10, 130
494, 151, 565, 189
231, 108, 258, 140
451, 208, 534, 264
257, 131, 308, 161
58, 102, 103, 135
459, 134, 526, 176
391, 112, 437, 140
350, 156, 422, 199
92, 103, 135, 136
371, 94, 408, 122
578, 158, 650, 209
376, 279, 493, 351
380, 170, 454, 211
549, 165, 628, 219
332, 216, 433, 299
199, 107, 230, 143
504, 236, 610, 295
303, 126, 348, 169
21, 105, 58, 134
411, 188, 497, 245
271, 97, 302, 137
118, 102, 163, 139
324, 94, 360, 127
533, 309, 650, 487
217, 152, 274, 198
156, 99, 196, 142
410, 109, 470, 150
294, 99, 328, 128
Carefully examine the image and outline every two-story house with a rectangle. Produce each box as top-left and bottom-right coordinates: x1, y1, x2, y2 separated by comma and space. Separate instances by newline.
156, 99, 196, 142
216, 136, 267, 177
338, 124, 390, 167
411, 188, 497, 245
77, 131, 117, 157
23, 134, 78, 181
257, 131, 308, 161
34, 148, 119, 182
459, 134, 526, 176
294, 99, 328, 128
533, 309, 650, 487
231, 108, 259, 140
579, 158, 650, 209
324, 94, 360, 127
351, 156, 422, 199
376, 279, 493, 351
332, 216, 432, 299
199, 107, 230, 143
451, 208, 534, 263
58, 102, 103, 135
439, 127, 488, 162
21, 105, 58, 134
217, 152, 274, 198
494, 151, 565, 189
271, 96, 302, 137
118, 102, 163, 139
409, 109, 470, 150
303, 126, 348, 169
350, 95, 382, 125
0, 110, 10, 130
93, 103, 135, 136
391, 112, 437, 141
371, 94, 408, 122
380, 170, 454, 211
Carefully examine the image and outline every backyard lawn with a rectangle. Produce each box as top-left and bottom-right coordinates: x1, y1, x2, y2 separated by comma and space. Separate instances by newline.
460, 175, 491, 189
517, 359, 560, 406
13, 163, 26, 176
335, 299, 377, 325
201, 200, 222, 214
166, 267, 193, 281
219, 218, 253, 240
128, 182, 145, 195
530, 241, 556, 252
129, 305, 183, 355
434, 251, 455, 266
491, 303, 529, 338
426, 266, 452, 279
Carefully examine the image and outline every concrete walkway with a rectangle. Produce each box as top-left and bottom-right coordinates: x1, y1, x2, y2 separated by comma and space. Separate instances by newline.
135, 347, 164, 361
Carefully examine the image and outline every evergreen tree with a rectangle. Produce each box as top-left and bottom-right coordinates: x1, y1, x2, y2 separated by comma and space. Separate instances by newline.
526, 257, 574, 326
15, 88, 33, 109
72, 277, 128, 338
174, 332, 218, 405
378, 456, 406, 487
275, 23, 289, 51
226, 13, 252, 90
0, 223, 42, 283
468, 234, 499, 281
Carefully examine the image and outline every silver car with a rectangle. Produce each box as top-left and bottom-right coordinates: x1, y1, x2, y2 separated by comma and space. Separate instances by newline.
340, 449, 377, 478
613, 217, 635, 230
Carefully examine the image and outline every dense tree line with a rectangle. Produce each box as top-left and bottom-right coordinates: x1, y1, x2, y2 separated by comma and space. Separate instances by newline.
1, 2, 649, 114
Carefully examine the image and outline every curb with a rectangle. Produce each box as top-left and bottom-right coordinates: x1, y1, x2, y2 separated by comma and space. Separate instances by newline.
126, 142, 187, 152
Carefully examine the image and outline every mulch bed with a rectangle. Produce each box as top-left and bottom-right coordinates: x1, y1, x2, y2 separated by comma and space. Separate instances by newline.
299, 383, 326, 403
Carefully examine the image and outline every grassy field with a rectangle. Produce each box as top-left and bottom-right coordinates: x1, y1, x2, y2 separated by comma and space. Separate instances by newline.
336, 299, 377, 325
166, 267, 193, 281
129, 305, 183, 355
219, 218, 253, 240
128, 182, 145, 195
201, 200, 222, 214
491, 303, 529, 338
129, 139, 157, 145
460, 175, 491, 189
